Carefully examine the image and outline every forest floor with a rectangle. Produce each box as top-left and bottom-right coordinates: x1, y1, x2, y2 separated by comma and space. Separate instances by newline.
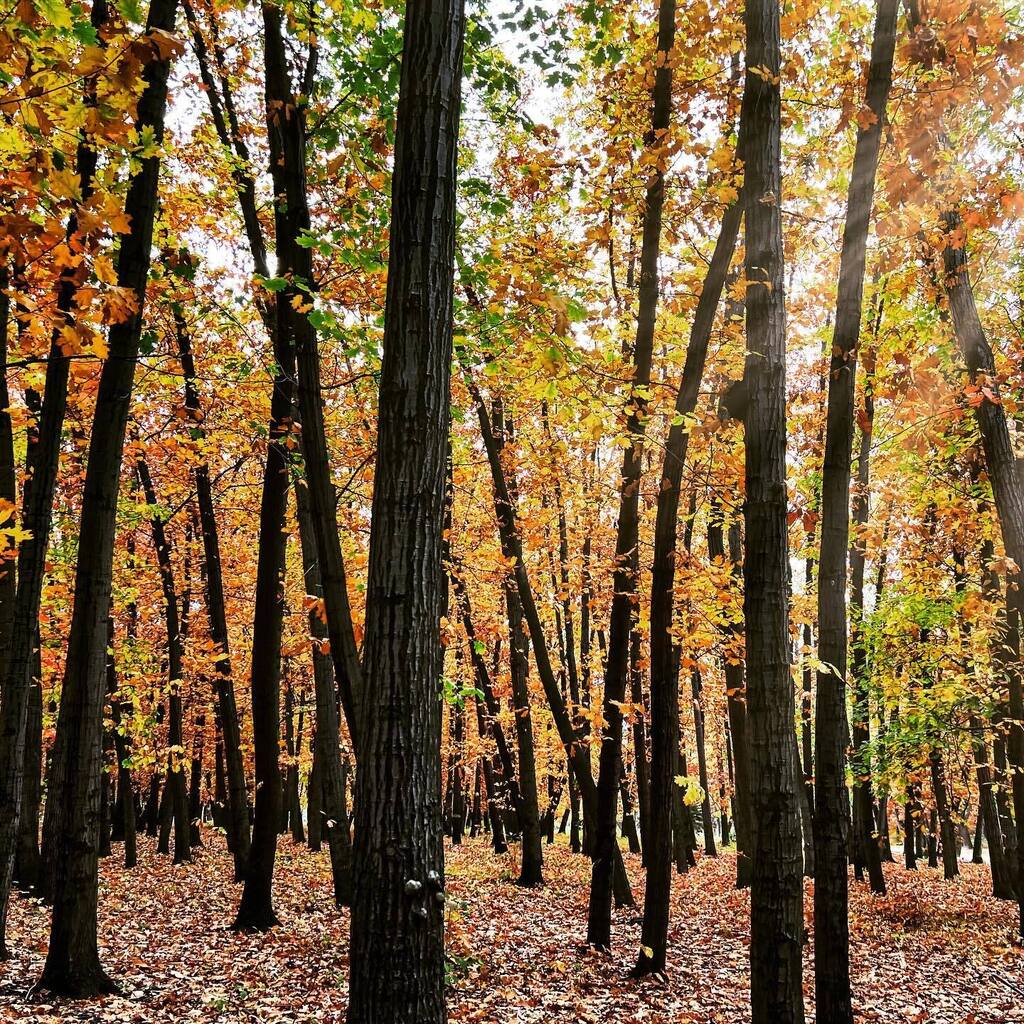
0, 832, 1021, 1023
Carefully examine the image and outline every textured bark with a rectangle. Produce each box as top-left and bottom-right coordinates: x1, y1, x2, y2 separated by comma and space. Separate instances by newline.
38, 0, 178, 992
589, 0, 675, 953
0, 0, 109, 956
741, 1, 804, 1019
295, 481, 353, 904
346, 0, 464, 1018
941, 214, 1024, 934
174, 309, 250, 879
814, 4, 897, 1018
232, 1, 306, 932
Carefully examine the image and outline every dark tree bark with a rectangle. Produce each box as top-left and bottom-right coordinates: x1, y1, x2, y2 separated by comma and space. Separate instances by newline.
941, 213, 1024, 935
589, 0, 675, 952
813, 3, 897, 1018
137, 459, 191, 865
105, 618, 136, 869
295, 480, 353, 904
174, 307, 250, 879
231, 0, 307, 932
849, 328, 887, 896
493, 408, 543, 887
37, 0, 179, 993
347, 0, 465, 1018
741, 2, 805, 1019
708, 509, 754, 887
0, 0, 110, 957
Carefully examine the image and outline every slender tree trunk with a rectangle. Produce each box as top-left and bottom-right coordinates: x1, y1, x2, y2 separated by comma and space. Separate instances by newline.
941, 212, 1024, 936
174, 308, 250, 878
589, 0, 675, 952
105, 618, 136, 869
813, 3, 898, 1019
466, 380, 633, 904
37, 0, 179, 992
493, 412, 543, 887
849, 328, 888, 897
137, 460, 191, 865
741, 3, 804, 1019
295, 481, 353, 904
347, 1, 465, 1018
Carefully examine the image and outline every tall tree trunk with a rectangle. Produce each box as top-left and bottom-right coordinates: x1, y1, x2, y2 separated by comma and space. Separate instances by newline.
741, 2, 804, 1019
38, 0, 179, 992
174, 308, 250, 878
849, 328, 887, 896
347, 0, 465, 1018
0, 0, 110, 956
589, 0, 675, 952
232, 1, 306, 931
941, 212, 1024, 935
813, 3, 897, 1018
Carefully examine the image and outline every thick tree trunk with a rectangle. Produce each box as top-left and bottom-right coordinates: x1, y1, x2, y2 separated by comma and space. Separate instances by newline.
741, 2, 804, 1019
589, 0, 675, 953
813, 3, 898, 1020
347, 1, 464, 1018
37, 0, 179, 993
0, 0, 110, 957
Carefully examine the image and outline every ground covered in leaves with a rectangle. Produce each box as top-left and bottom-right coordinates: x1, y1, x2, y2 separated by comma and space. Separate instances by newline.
0, 833, 1021, 1022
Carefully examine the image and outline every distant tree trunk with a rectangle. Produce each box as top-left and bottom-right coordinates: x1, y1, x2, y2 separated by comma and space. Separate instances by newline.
295, 481, 353, 903
589, 0, 675, 953
849, 331, 888, 897
174, 307, 250, 879
467, 380, 633, 905
929, 746, 959, 880
37, 0, 179, 993
708, 509, 754, 886
813, 3, 897, 1020
691, 668, 717, 857
0, 0, 110, 959
105, 619, 136, 869
13, 665, 42, 891
741, 1, 805, 1019
493, 410, 543, 887
307, 746, 323, 852
346, 0, 465, 1018
137, 460, 191, 865
451, 702, 466, 846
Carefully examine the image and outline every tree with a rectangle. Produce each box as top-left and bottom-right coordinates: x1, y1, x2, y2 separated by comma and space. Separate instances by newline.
740, 0, 804, 1020
814, 1, 898, 1019
37, 0, 182, 993
347, 0, 465, 1019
